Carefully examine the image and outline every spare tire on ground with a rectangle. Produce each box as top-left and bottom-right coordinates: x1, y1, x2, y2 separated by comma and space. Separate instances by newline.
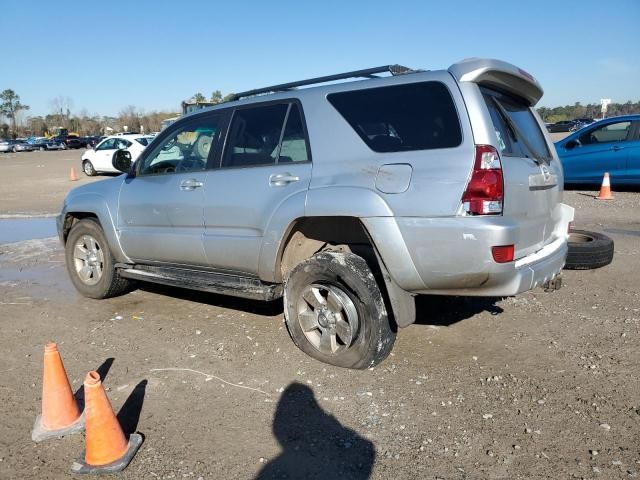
564, 229, 614, 270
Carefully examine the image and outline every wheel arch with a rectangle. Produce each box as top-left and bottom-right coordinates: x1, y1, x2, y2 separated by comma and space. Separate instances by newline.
275, 216, 417, 328
61, 193, 130, 263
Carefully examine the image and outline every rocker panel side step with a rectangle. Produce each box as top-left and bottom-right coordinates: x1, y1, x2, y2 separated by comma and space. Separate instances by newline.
116, 264, 282, 301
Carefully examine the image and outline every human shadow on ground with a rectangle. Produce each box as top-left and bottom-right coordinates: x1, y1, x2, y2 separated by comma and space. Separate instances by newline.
413, 295, 504, 327
74, 357, 114, 410
117, 379, 147, 436
255, 383, 375, 480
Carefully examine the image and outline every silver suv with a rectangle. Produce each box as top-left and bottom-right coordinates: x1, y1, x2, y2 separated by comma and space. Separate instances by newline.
58, 58, 574, 369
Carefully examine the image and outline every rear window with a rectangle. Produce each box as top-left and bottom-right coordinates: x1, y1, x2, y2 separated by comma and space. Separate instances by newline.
482, 88, 550, 160
328, 81, 462, 152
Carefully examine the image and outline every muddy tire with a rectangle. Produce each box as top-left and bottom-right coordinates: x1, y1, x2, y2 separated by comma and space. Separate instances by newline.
564, 229, 614, 270
284, 251, 395, 369
65, 219, 133, 298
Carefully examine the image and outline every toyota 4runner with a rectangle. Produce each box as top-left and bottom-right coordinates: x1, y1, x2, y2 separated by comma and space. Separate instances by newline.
58, 58, 574, 369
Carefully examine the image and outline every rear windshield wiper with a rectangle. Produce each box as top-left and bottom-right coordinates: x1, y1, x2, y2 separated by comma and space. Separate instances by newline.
491, 97, 550, 166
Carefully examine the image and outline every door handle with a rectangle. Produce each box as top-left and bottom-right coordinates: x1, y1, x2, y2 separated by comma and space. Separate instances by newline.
611, 145, 624, 151
180, 178, 204, 191
269, 172, 299, 187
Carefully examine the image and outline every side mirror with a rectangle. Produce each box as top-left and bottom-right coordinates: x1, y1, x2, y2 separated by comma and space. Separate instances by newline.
564, 139, 580, 150
112, 149, 133, 174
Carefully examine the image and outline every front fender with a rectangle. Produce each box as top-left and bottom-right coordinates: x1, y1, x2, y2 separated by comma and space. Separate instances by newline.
60, 191, 130, 263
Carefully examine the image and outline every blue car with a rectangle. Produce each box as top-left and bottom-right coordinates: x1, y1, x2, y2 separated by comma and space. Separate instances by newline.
555, 115, 640, 185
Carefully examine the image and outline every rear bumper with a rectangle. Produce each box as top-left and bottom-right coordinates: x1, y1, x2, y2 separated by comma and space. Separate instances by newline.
362, 203, 574, 296
415, 237, 567, 296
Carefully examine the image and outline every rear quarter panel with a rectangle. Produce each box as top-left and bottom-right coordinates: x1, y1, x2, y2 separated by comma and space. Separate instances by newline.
304, 71, 475, 219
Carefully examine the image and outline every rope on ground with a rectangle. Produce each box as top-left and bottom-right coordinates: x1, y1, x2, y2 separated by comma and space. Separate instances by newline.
149, 367, 270, 396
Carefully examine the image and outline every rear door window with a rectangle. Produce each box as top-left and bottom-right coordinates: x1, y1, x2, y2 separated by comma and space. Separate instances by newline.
278, 104, 310, 163
222, 103, 289, 168
482, 88, 550, 160
327, 81, 462, 152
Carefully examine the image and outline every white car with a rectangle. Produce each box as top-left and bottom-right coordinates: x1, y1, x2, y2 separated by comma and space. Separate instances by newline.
81, 135, 153, 176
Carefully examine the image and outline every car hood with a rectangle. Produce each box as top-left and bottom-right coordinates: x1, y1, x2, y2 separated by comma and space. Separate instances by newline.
64, 175, 124, 205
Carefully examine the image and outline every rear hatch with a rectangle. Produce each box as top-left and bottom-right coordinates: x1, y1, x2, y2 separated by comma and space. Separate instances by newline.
449, 59, 562, 258
481, 87, 561, 258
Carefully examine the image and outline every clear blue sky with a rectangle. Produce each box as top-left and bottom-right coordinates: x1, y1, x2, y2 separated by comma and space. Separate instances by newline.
2, 0, 639, 117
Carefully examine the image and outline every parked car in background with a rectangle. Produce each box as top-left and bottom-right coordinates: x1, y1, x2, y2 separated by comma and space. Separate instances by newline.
80, 134, 153, 176
64, 135, 83, 149
0, 140, 12, 153
555, 115, 640, 185
79, 135, 103, 148
1, 139, 34, 152
28, 137, 66, 151
548, 120, 578, 133
573, 118, 595, 130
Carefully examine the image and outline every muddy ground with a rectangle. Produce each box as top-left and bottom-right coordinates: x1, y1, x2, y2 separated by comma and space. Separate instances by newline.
0, 150, 639, 479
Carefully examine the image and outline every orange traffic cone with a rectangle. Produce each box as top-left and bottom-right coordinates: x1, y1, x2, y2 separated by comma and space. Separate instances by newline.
71, 371, 142, 474
597, 172, 614, 200
70, 167, 78, 181
31, 343, 84, 442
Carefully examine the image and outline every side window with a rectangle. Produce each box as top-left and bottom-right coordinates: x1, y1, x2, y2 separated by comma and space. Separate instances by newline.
279, 104, 309, 163
96, 139, 116, 150
327, 81, 462, 152
139, 114, 223, 176
579, 121, 631, 145
115, 138, 131, 150
222, 103, 289, 168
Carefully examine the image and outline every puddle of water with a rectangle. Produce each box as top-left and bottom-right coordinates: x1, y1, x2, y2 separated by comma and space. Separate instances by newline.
0, 218, 57, 244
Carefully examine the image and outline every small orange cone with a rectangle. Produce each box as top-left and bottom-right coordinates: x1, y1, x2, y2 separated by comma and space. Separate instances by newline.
70, 167, 78, 181
597, 172, 614, 200
31, 343, 84, 442
71, 371, 142, 474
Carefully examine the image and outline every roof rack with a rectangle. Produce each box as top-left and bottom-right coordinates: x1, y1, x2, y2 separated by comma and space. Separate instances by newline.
228, 65, 416, 101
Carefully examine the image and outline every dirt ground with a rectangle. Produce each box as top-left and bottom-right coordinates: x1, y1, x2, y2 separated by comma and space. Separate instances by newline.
0, 150, 639, 479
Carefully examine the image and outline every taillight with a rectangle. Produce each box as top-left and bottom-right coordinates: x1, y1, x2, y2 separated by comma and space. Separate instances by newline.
462, 145, 504, 215
492, 245, 514, 263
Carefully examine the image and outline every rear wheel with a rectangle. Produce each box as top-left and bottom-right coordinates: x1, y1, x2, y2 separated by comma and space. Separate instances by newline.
65, 219, 133, 298
284, 251, 395, 369
83, 160, 96, 176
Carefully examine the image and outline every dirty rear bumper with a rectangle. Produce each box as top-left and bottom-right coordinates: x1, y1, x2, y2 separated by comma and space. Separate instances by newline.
362, 203, 574, 297
413, 238, 568, 296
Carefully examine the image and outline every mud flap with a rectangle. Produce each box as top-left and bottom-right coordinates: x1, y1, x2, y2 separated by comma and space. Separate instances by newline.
373, 250, 416, 327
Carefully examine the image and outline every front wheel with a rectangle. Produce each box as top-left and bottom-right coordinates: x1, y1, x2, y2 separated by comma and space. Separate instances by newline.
65, 219, 133, 298
83, 160, 96, 176
284, 251, 396, 369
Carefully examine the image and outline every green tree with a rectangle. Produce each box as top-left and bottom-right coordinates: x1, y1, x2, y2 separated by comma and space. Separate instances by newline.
0, 89, 30, 138
210, 90, 223, 103
192, 92, 206, 103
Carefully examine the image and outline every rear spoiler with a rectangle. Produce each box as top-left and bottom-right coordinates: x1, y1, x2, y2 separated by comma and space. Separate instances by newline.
448, 58, 544, 106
